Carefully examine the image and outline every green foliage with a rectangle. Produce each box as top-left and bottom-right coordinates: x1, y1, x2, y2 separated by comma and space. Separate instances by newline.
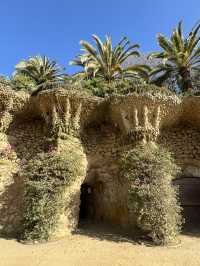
70, 34, 150, 82
11, 73, 36, 92
65, 76, 174, 98
149, 21, 200, 92
0, 75, 11, 87
15, 55, 64, 95
75, 78, 114, 97
21, 151, 82, 242
120, 143, 182, 245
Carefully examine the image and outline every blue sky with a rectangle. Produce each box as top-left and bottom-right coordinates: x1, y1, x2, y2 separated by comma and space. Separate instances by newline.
0, 0, 200, 76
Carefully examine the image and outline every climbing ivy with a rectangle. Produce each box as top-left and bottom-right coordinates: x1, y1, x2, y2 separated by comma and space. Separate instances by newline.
21, 150, 83, 242
120, 143, 183, 245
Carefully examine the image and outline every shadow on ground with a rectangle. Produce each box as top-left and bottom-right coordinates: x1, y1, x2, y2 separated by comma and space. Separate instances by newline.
76, 219, 200, 246
74, 220, 137, 244
182, 227, 200, 238
181, 210, 200, 238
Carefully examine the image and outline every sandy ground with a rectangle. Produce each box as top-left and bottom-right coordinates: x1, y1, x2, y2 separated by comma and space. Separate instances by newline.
1, 225, 200, 266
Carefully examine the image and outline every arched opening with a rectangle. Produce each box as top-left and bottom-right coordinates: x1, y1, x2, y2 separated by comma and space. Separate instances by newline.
79, 183, 95, 222
78, 180, 126, 237
78, 180, 105, 227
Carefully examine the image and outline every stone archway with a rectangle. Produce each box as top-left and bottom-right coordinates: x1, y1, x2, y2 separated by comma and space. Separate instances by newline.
78, 178, 106, 227
79, 183, 95, 221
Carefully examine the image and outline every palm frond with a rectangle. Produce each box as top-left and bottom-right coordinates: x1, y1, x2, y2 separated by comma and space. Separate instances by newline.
15, 55, 64, 95
70, 34, 142, 82
157, 34, 175, 54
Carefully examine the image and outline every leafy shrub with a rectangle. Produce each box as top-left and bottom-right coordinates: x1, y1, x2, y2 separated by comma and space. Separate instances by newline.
64, 76, 175, 98
0, 75, 11, 87
21, 150, 82, 242
120, 143, 182, 245
11, 74, 36, 92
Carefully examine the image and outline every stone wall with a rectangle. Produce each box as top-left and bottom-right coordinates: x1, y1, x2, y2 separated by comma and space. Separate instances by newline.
1, 87, 200, 238
0, 121, 47, 236
82, 126, 130, 229
159, 127, 200, 172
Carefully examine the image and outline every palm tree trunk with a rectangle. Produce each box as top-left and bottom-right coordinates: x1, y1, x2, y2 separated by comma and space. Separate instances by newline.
179, 67, 193, 93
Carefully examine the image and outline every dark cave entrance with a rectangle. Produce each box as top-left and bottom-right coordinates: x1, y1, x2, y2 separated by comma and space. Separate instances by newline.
175, 177, 200, 232
79, 183, 95, 222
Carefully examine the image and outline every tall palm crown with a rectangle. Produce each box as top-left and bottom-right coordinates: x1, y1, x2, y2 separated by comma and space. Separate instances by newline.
70, 35, 150, 82
15, 55, 64, 95
149, 21, 200, 92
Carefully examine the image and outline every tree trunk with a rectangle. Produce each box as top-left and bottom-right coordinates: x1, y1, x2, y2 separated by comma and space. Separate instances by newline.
179, 67, 193, 93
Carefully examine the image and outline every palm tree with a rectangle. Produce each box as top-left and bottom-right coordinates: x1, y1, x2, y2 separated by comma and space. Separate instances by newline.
70, 35, 150, 82
149, 21, 200, 92
15, 55, 64, 95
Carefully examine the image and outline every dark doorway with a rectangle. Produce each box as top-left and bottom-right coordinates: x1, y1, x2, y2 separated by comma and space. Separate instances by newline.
79, 183, 94, 221
174, 177, 200, 232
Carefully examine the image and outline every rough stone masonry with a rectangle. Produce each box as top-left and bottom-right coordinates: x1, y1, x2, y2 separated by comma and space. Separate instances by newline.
1, 85, 200, 238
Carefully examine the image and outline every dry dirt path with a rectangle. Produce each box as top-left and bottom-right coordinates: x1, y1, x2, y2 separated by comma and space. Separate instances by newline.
1, 226, 200, 266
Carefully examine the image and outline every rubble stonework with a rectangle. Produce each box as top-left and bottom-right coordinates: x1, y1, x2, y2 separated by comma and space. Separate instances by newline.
1, 87, 200, 238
